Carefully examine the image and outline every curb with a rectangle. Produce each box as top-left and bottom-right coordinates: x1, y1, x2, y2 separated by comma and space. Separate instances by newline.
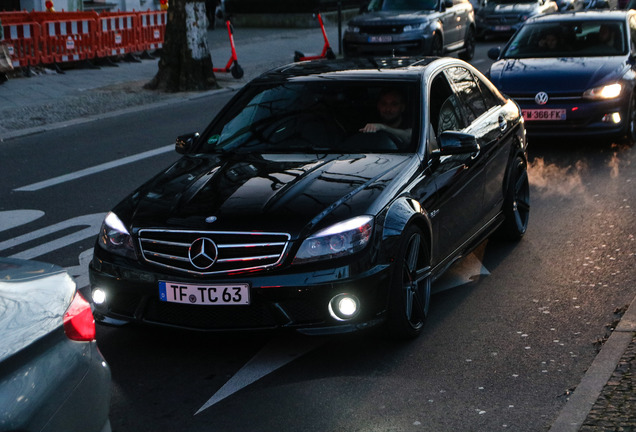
549, 295, 636, 431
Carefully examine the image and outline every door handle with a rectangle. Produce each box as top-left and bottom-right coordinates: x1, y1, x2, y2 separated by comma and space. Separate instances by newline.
498, 115, 507, 133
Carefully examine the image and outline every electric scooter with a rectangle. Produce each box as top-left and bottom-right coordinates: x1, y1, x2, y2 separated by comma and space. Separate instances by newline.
294, 11, 336, 62
214, 16, 244, 79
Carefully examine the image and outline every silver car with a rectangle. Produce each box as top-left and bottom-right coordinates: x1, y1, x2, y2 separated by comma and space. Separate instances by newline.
0, 258, 111, 432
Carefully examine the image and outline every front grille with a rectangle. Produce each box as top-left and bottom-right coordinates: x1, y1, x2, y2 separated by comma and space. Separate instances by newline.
484, 15, 521, 25
359, 24, 403, 35
138, 229, 291, 275
144, 298, 281, 330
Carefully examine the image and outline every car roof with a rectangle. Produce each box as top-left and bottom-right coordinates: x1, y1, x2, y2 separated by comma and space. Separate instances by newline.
525, 10, 633, 24
250, 57, 452, 84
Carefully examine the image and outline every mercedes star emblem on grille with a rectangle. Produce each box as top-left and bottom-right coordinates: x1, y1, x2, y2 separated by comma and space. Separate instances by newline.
188, 237, 218, 269
535, 91, 549, 105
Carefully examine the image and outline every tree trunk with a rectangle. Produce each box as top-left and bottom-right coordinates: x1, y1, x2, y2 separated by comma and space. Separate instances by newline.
145, 0, 219, 92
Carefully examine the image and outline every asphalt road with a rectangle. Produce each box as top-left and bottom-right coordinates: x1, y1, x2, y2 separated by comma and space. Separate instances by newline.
0, 45, 634, 431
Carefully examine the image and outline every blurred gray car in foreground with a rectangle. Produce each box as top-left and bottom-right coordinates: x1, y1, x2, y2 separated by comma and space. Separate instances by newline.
0, 258, 111, 432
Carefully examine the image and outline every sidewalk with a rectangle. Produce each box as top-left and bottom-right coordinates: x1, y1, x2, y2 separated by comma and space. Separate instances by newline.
0, 24, 634, 431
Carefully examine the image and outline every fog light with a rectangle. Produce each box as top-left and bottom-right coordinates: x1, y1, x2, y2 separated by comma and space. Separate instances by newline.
92, 288, 107, 305
602, 112, 621, 124
328, 294, 360, 321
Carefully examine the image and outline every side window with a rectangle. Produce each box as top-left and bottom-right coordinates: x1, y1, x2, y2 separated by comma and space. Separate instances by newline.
476, 79, 501, 110
446, 66, 489, 124
429, 72, 466, 140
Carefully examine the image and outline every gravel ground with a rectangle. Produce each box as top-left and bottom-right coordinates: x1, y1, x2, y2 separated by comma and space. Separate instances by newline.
0, 74, 174, 131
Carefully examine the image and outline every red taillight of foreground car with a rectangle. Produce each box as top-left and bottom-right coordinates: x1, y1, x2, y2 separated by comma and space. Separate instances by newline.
63, 292, 96, 341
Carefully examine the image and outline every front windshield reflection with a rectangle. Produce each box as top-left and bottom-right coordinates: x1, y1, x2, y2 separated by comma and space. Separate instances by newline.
200, 80, 420, 155
504, 20, 627, 58
368, 0, 438, 13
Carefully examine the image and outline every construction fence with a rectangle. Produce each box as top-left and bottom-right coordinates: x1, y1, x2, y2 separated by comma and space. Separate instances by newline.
0, 9, 166, 69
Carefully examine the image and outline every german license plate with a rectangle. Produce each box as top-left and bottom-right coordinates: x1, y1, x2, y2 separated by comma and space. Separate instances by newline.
369, 35, 392, 43
522, 109, 566, 121
494, 25, 511, 31
159, 281, 250, 305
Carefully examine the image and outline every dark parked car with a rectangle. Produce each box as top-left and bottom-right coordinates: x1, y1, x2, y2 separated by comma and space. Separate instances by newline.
343, 0, 476, 59
488, 11, 636, 142
87, 57, 529, 339
0, 258, 111, 432
475, 0, 558, 39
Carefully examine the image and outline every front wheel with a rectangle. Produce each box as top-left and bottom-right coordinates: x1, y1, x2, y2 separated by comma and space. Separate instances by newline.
430, 34, 443, 57
231, 62, 244, 79
386, 226, 431, 340
458, 26, 476, 61
621, 92, 636, 146
496, 155, 530, 241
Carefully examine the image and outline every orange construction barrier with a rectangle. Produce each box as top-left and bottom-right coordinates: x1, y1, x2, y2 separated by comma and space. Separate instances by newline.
0, 11, 30, 21
98, 12, 139, 57
0, 20, 41, 67
39, 17, 99, 64
137, 10, 166, 52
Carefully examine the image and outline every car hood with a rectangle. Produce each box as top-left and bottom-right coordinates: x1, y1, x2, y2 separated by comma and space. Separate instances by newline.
0, 258, 75, 362
489, 57, 627, 94
349, 11, 435, 26
121, 152, 414, 238
479, 2, 537, 14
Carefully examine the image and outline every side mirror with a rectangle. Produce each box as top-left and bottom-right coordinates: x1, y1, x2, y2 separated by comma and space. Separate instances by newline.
432, 131, 480, 156
175, 132, 200, 154
487, 47, 501, 60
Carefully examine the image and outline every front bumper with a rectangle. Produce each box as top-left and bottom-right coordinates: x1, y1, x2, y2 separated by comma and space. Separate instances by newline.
516, 96, 629, 137
86, 253, 393, 335
343, 33, 432, 57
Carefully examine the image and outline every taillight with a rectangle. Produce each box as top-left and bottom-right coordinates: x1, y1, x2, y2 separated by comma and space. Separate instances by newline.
63, 291, 96, 341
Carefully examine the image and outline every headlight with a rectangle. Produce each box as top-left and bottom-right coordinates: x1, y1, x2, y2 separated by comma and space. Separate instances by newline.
293, 216, 374, 265
583, 83, 622, 100
347, 25, 360, 33
97, 212, 136, 259
404, 23, 427, 31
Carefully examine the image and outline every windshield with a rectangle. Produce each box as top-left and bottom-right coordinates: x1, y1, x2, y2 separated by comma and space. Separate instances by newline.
486, 0, 537, 4
503, 20, 627, 58
367, 0, 438, 11
199, 80, 420, 155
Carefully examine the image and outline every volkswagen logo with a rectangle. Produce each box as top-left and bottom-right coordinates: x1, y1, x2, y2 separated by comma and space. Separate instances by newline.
188, 237, 218, 270
535, 92, 549, 105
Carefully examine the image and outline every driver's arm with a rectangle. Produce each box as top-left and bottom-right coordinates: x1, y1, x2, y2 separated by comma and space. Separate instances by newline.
359, 123, 412, 143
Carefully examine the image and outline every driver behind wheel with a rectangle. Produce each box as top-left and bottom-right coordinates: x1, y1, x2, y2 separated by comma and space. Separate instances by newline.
359, 88, 412, 144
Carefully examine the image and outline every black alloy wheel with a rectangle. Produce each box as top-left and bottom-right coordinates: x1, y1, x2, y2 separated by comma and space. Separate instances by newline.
387, 225, 431, 339
497, 155, 530, 240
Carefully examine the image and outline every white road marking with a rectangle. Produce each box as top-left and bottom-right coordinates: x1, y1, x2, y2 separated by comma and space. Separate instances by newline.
0, 213, 105, 260
14, 145, 173, 192
196, 336, 326, 414
433, 252, 491, 293
0, 210, 44, 233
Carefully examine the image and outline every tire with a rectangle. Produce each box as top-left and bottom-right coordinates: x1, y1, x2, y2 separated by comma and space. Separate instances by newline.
326, 47, 336, 60
458, 26, 476, 61
430, 34, 443, 57
386, 226, 431, 339
231, 62, 244, 79
622, 92, 636, 146
497, 155, 530, 241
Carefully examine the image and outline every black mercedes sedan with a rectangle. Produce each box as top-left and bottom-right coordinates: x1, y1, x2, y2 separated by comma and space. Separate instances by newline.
87, 57, 529, 339
475, 0, 559, 40
488, 11, 636, 143
343, 0, 476, 60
